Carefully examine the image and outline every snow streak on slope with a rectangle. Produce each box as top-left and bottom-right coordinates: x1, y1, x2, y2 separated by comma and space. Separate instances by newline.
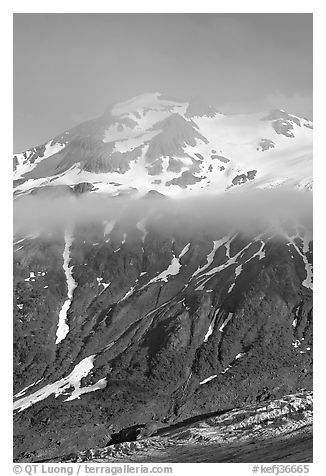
14, 379, 44, 399
145, 243, 191, 286
179, 243, 191, 258
13, 355, 107, 412
227, 240, 266, 293
195, 235, 264, 290
192, 236, 231, 279
199, 374, 217, 385
203, 308, 220, 343
147, 254, 181, 284
204, 238, 256, 277
300, 233, 313, 290
200, 350, 247, 383
286, 230, 313, 290
55, 229, 77, 344
219, 312, 234, 332
120, 286, 136, 301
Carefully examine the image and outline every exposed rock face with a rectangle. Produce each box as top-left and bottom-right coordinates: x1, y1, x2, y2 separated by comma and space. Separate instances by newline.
262, 110, 303, 138
166, 170, 203, 188
211, 154, 230, 163
262, 109, 301, 126
13, 217, 312, 462
167, 157, 183, 173
145, 114, 208, 163
146, 159, 163, 176
73, 182, 96, 194
30, 185, 74, 197
258, 139, 275, 152
184, 96, 219, 118
231, 170, 257, 187
247, 170, 257, 180
272, 121, 295, 138
143, 190, 167, 200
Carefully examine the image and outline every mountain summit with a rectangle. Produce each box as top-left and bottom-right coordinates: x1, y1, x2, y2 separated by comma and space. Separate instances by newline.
13, 93, 313, 198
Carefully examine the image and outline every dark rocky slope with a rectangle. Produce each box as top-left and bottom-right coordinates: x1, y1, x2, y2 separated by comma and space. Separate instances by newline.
13, 215, 312, 462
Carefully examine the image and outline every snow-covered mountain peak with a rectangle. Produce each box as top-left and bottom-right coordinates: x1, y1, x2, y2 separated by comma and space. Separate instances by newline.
111, 92, 180, 115
13, 92, 313, 199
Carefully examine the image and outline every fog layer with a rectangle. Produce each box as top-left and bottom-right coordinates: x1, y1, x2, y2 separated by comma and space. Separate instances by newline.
13, 189, 313, 238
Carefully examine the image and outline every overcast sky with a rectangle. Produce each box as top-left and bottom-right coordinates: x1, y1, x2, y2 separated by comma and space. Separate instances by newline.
13, 13, 312, 153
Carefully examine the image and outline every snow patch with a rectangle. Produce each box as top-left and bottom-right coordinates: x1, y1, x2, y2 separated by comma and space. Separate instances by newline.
14, 378, 44, 399
55, 229, 77, 345
13, 355, 106, 412
149, 254, 181, 283
120, 286, 135, 301
292, 340, 301, 348
199, 374, 217, 385
192, 235, 230, 279
195, 235, 263, 290
96, 277, 111, 291
221, 365, 232, 374
203, 308, 219, 343
179, 243, 191, 259
287, 233, 313, 290
145, 246, 189, 286
24, 271, 36, 282
227, 283, 235, 294
219, 312, 233, 332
